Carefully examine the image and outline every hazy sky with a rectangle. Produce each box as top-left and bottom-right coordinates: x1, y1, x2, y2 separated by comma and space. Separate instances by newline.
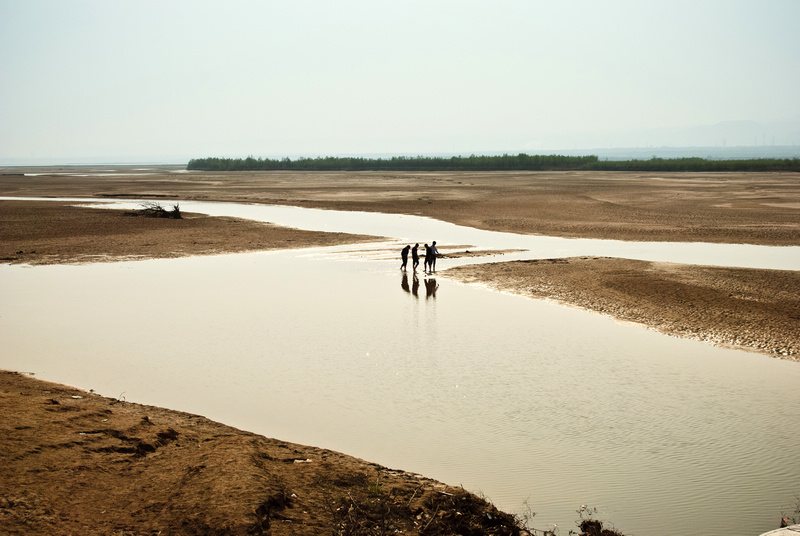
2, 0, 799, 162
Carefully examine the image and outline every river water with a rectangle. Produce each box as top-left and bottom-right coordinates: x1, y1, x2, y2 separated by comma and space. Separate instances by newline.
2, 199, 799, 536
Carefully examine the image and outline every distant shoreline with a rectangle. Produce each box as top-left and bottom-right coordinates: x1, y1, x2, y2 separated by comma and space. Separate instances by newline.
187, 153, 800, 172
3, 143, 799, 168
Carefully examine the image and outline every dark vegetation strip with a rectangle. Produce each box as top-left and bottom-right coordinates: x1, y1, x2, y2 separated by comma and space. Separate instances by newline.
187, 154, 800, 172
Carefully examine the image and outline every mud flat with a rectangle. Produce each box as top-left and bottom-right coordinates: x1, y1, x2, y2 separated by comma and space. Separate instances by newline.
0, 200, 378, 265
443, 257, 800, 360
3, 167, 798, 245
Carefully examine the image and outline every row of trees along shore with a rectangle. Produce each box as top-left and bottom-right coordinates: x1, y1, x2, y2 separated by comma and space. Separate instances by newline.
187, 154, 800, 172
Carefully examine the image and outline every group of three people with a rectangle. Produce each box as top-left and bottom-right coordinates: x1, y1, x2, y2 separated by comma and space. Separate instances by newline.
400, 241, 438, 273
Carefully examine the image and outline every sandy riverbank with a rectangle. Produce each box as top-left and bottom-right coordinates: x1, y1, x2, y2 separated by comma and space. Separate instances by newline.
0, 200, 379, 265
2, 167, 797, 534
0, 370, 525, 536
442, 257, 799, 360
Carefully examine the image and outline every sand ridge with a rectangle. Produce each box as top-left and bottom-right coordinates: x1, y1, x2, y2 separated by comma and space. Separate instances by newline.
0, 200, 379, 265
442, 257, 799, 360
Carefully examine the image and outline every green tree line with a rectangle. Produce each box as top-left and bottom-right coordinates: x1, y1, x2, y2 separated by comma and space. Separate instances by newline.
186, 154, 800, 172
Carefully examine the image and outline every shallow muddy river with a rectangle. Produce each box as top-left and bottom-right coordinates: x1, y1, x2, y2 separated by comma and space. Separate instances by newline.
2, 200, 799, 536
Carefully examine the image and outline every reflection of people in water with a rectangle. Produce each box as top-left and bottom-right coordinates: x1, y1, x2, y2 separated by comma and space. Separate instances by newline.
401, 272, 429, 299
411, 243, 420, 271
424, 277, 438, 299
400, 245, 411, 271
429, 241, 439, 272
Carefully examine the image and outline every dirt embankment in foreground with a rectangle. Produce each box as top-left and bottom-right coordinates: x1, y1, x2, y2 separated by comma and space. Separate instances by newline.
444, 257, 800, 360
0, 371, 527, 536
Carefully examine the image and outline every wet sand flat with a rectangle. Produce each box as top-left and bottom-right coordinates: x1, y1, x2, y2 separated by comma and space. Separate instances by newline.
3, 167, 799, 245
0, 200, 378, 265
443, 257, 800, 360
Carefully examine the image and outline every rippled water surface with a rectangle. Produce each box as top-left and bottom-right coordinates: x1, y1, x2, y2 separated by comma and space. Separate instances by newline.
2, 199, 799, 536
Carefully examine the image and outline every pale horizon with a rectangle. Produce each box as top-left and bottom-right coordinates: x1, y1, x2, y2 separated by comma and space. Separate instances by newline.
2, 1, 799, 164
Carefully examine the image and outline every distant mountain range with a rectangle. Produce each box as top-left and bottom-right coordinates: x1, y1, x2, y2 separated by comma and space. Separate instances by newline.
550, 145, 800, 161
533, 118, 800, 159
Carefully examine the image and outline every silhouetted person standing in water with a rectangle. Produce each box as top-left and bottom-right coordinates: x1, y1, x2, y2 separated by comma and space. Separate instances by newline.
423, 243, 432, 273
400, 245, 410, 271
411, 243, 420, 271
429, 241, 439, 272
